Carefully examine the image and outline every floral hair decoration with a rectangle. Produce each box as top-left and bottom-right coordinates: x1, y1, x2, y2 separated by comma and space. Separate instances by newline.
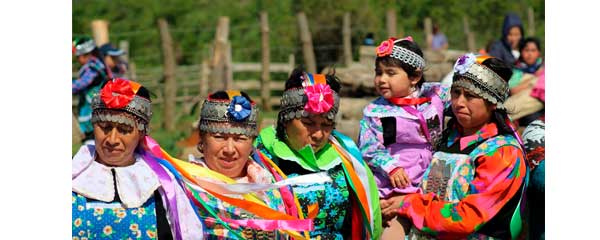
199, 90, 259, 137
279, 73, 340, 123
91, 78, 153, 132
375, 36, 426, 70
452, 53, 509, 109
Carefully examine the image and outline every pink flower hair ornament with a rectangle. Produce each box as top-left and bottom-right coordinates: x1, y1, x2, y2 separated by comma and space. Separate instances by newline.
376, 36, 415, 57
303, 84, 334, 114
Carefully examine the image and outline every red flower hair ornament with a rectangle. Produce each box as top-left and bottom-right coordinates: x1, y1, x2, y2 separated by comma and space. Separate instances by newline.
100, 78, 135, 109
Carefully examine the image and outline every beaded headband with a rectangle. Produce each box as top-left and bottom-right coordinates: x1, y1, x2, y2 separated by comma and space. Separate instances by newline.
452, 53, 509, 109
198, 90, 259, 137
376, 36, 426, 69
91, 78, 153, 132
279, 73, 340, 123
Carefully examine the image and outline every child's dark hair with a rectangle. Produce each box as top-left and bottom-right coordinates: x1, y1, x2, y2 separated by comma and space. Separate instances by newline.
275, 68, 341, 141
441, 57, 515, 146
375, 39, 426, 88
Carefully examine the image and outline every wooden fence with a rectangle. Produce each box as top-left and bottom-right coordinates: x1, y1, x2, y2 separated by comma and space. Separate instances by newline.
75, 6, 538, 130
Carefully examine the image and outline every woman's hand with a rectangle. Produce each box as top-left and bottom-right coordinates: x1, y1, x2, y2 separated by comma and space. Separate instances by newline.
380, 194, 406, 218
389, 167, 410, 188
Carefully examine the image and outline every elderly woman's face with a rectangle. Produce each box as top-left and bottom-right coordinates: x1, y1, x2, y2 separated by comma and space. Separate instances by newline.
200, 132, 254, 178
285, 114, 334, 153
450, 87, 495, 135
94, 120, 142, 167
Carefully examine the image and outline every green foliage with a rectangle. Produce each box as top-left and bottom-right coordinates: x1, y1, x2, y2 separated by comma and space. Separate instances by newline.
73, 0, 545, 69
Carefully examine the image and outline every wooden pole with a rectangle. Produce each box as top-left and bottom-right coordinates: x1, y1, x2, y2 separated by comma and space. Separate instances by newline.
200, 60, 209, 99
158, 18, 177, 131
260, 12, 272, 111
225, 42, 233, 89
91, 20, 110, 46
210, 17, 230, 91
296, 12, 317, 73
386, 9, 397, 38
118, 40, 131, 79
463, 16, 476, 52
343, 12, 352, 66
528, 7, 535, 36
288, 54, 295, 76
424, 17, 433, 50
129, 62, 137, 81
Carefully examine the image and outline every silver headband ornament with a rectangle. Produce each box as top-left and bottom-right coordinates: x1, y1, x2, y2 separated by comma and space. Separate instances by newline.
199, 95, 259, 137
74, 38, 96, 56
452, 53, 509, 109
91, 78, 153, 132
279, 73, 340, 122
376, 36, 426, 69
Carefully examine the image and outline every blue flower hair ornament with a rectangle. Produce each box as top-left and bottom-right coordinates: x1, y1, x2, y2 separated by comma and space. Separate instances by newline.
227, 95, 252, 121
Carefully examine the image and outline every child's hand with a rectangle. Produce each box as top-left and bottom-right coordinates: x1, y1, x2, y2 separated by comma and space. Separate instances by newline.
389, 167, 410, 188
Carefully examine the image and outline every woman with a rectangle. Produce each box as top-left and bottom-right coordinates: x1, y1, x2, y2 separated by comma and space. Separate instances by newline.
72, 36, 111, 144
254, 69, 382, 239
488, 12, 524, 65
505, 37, 545, 126
382, 54, 528, 239
72, 78, 204, 239
146, 90, 314, 239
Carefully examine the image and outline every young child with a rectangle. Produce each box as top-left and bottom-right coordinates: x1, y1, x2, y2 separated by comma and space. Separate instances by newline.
358, 36, 448, 235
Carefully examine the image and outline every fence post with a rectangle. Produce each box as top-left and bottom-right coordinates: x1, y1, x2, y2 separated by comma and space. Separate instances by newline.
424, 17, 433, 50
296, 12, 317, 73
91, 19, 110, 46
260, 11, 272, 111
343, 12, 352, 66
158, 18, 177, 131
463, 16, 476, 52
200, 60, 210, 99
210, 17, 230, 92
386, 9, 397, 38
288, 54, 295, 76
118, 40, 132, 79
528, 7, 535, 36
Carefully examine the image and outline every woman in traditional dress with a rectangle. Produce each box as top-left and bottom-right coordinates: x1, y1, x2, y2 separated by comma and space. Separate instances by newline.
72, 78, 204, 239
382, 54, 529, 239
254, 69, 382, 239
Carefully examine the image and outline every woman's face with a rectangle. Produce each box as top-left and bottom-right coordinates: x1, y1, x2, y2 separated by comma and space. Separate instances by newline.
94, 119, 142, 167
507, 26, 522, 50
450, 87, 495, 135
375, 62, 420, 99
104, 55, 116, 68
199, 131, 254, 178
285, 114, 334, 153
521, 42, 541, 65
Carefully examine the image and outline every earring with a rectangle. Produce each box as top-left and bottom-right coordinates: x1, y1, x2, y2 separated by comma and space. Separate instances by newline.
410, 86, 416, 93
196, 143, 203, 154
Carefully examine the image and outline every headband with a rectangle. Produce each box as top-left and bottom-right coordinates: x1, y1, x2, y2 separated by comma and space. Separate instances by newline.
376, 36, 426, 70
279, 73, 340, 123
452, 53, 509, 109
198, 90, 259, 137
91, 78, 153, 132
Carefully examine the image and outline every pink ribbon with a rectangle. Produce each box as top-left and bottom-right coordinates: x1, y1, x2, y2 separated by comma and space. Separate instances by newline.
221, 217, 314, 232
141, 137, 182, 240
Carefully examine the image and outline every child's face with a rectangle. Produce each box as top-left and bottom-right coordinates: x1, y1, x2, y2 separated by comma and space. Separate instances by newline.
374, 62, 420, 99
